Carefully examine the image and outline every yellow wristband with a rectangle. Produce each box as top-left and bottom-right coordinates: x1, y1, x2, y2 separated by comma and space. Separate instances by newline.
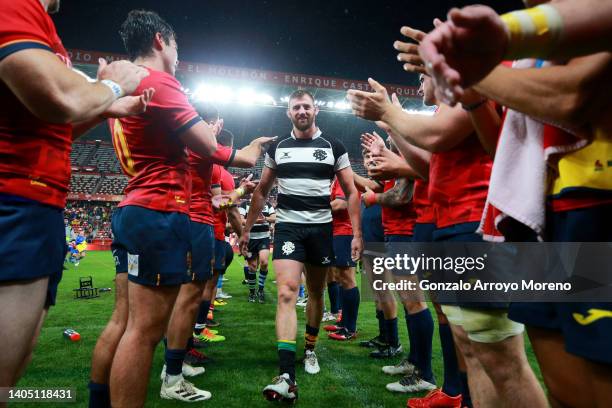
235, 187, 245, 197
501, 4, 563, 59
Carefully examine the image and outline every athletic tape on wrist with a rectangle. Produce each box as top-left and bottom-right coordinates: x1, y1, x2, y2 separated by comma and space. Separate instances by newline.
235, 187, 245, 197
100, 79, 125, 100
501, 4, 564, 59
364, 192, 377, 207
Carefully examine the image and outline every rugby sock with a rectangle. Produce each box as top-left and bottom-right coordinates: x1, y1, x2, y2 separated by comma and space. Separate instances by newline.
243, 265, 249, 281
384, 317, 399, 348
327, 281, 340, 314
217, 275, 223, 289
298, 284, 305, 298
408, 308, 435, 383
247, 267, 257, 294
404, 311, 417, 365
304, 324, 319, 351
376, 309, 387, 340
341, 287, 360, 333
460, 371, 473, 408
258, 268, 268, 290
439, 322, 462, 397
278, 340, 297, 381
165, 348, 186, 381
194, 300, 211, 335
88, 381, 110, 408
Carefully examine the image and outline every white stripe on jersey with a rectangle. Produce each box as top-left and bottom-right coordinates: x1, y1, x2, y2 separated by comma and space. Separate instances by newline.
276, 209, 332, 224
277, 178, 331, 197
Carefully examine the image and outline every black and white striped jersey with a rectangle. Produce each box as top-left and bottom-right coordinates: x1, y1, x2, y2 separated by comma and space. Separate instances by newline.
264, 129, 350, 224
239, 202, 275, 239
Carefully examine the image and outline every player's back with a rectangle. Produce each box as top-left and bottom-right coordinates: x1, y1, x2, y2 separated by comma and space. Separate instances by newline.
109, 68, 200, 214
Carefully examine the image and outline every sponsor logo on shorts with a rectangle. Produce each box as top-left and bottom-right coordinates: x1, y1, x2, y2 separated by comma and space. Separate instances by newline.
112, 250, 120, 267
127, 253, 139, 277
322, 256, 331, 265
282, 241, 295, 255
573, 308, 612, 325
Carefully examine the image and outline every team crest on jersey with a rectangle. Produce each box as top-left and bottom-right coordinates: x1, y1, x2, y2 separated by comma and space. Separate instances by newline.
282, 241, 295, 255
313, 149, 327, 161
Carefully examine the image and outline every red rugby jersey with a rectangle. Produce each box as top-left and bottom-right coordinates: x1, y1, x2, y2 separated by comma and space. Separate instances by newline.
331, 178, 353, 236
413, 178, 435, 224
0, 0, 73, 208
428, 136, 492, 229
382, 179, 416, 236
213, 166, 235, 240
189, 146, 236, 225
109, 68, 201, 214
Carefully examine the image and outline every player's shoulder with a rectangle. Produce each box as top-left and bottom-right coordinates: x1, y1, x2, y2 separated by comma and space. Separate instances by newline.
266, 134, 292, 154
319, 133, 346, 154
272, 134, 293, 148
139, 68, 182, 93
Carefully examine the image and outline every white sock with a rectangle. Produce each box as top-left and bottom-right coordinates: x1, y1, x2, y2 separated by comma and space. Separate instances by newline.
165, 373, 182, 387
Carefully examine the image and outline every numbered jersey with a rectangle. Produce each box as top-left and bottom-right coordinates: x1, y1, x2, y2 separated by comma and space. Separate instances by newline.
109, 67, 201, 214
240, 202, 275, 239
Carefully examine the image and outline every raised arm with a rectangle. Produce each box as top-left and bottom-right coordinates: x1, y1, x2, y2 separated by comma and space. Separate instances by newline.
0, 51, 147, 123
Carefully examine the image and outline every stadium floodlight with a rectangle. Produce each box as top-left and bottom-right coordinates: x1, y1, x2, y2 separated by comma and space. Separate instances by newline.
192, 83, 233, 103
254, 93, 277, 106
334, 101, 351, 110
238, 87, 257, 105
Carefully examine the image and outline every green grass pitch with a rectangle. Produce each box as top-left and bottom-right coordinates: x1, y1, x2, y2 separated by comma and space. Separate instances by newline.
17, 251, 543, 407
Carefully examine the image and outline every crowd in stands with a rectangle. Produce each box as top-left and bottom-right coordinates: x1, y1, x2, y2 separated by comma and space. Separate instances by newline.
64, 201, 113, 244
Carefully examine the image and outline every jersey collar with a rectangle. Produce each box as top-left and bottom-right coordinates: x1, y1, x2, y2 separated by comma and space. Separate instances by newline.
291, 128, 322, 140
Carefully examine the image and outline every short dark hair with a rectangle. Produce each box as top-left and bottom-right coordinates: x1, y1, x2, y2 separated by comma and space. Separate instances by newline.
217, 129, 234, 147
119, 10, 176, 61
288, 89, 315, 104
192, 101, 219, 123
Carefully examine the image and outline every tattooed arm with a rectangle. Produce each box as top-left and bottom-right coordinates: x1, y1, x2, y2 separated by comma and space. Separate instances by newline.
363, 177, 413, 208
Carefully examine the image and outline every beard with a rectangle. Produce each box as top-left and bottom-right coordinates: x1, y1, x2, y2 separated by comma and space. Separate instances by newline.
48, 0, 61, 14
292, 115, 313, 131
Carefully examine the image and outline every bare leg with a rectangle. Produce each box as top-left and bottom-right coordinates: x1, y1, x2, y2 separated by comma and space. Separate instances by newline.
274, 260, 303, 341
166, 281, 206, 350
109, 282, 179, 408
0, 277, 48, 387
528, 326, 612, 408
304, 264, 328, 330
90, 274, 129, 384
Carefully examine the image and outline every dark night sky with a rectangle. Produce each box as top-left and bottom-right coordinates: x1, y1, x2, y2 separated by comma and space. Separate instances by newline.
54, 0, 523, 85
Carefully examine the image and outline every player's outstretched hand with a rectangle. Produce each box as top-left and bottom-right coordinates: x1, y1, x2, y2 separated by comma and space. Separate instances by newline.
103, 88, 155, 118
361, 132, 386, 156
239, 232, 250, 257
212, 194, 232, 210
351, 236, 364, 262
419, 5, 508, 105
394, 25, 429, 75
250, 136, 277, 153
239, 174, 259, 195
347, 78, 391, 122
97, 58, 149, 96
368, 149, 402, 180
